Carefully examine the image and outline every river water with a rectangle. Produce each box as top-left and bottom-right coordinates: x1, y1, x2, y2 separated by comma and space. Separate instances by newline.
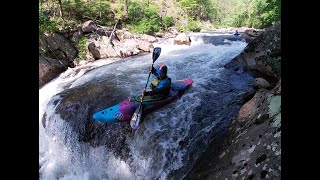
39, 33, 254, 180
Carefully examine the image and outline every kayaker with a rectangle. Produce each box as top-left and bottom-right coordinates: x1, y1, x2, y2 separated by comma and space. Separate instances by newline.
234, 30, 240, 36
145, 64, 171, 97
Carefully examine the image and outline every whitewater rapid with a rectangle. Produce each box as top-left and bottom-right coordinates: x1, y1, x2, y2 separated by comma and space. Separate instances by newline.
39, 33, 252, 180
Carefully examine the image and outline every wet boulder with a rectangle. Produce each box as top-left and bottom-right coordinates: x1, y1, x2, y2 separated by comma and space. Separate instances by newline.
39, 56, 68, 88
225, 21, 281, 80
174, 33, 191, 45
42, 78, 134, 159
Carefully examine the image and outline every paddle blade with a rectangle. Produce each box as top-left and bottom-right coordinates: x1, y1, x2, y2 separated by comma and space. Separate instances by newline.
152, 47, 161, 63
130, 105, 143, 129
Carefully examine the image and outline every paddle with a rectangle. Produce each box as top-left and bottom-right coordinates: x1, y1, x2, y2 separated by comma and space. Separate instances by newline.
130, 47, 161, 129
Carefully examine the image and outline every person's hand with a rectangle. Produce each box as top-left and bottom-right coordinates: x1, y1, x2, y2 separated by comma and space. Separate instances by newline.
151, 85, 156, 91
149, 66, 153, 72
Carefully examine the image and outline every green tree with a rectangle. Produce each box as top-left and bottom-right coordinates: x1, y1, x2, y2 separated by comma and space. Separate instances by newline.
162, 16, 174, 29
39, 0, 281, 37
127, 1, 143, 22
176, 0, 198, 17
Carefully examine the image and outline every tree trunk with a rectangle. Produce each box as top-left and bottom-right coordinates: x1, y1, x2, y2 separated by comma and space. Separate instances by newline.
124, 0, 128, 14
58, 0, 63, 17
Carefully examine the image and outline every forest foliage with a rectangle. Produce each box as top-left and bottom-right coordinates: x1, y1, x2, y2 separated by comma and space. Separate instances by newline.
39, 0, 280, 35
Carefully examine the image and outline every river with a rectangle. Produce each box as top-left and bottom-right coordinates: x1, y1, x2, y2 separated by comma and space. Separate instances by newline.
39, 33, 254, 180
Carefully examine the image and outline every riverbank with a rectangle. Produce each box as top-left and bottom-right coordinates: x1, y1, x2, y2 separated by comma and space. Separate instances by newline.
39, 19, 264, 89
184, 21, 281, 179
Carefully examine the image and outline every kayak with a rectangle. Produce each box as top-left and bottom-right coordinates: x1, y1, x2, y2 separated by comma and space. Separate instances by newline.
92, 79, 193, 123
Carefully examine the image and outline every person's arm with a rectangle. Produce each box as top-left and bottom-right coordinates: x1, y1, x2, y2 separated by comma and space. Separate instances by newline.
150, 66, 159, 76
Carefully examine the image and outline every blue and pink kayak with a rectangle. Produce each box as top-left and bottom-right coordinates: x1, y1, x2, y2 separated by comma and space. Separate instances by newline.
93, 79, 193, 123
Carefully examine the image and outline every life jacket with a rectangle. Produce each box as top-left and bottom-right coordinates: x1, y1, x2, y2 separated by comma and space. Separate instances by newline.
150, 77, 171, 96
150, 79, 160, 89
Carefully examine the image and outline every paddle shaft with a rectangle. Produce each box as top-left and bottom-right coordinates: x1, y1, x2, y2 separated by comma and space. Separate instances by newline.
130, 47, 161, 128
141, 63, 154, 102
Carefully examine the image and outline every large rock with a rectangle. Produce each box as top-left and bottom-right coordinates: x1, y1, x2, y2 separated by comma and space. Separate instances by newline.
225, 21, 281, 80
185, 89, 281, 180
154, 32, 164, 38
252, 78, 271, 90
136, 41, 153, 52
240, 32, 254, 43
244, 29, 264, 37
115, 29, 134, 41
272, 79, 281, 95
86, 35, 153, 60
185, 22, 281, 178
168, 27, 179, 35
42, 78, 133, 159
174, 33, 191, 45
70, 29, 84, 43
98, 44, 122, 58
82, 20, 97, 33
200, 35, 242, 45
87, 38, 138, 59
41, 33, 78, 61
87, 42, 101, 60
115, 31, 156, 48
113, 39, 142, 57
39, 57, 68, 88
236, 89, 270, 126
135, 34, 158, 43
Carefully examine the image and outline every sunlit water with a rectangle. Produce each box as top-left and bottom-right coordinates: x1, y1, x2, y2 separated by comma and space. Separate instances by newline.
39, 33, 253, 180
